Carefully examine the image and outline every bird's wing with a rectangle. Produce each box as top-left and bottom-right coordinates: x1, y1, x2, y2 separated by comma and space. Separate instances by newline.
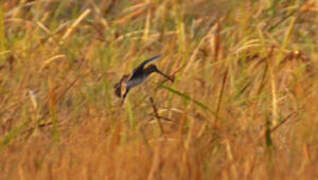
131, 54, 162, 75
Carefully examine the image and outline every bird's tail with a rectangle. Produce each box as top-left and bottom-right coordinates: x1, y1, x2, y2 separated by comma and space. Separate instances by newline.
113, 83, 121, 97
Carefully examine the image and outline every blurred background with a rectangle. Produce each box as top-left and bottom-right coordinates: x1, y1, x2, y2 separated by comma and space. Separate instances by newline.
0, 0, 318, 179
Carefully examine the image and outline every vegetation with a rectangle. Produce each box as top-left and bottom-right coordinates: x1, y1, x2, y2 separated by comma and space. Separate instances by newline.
0, 0, 317, 179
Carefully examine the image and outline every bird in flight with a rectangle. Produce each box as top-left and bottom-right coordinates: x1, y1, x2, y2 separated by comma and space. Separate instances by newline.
114, 55, 174, 103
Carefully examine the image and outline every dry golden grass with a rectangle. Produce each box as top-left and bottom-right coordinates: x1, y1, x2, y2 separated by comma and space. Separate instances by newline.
1, 0, 318, 179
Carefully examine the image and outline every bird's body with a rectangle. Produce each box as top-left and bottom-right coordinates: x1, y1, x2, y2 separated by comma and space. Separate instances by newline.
126, 74, 146, 87
114, 55, 173, 102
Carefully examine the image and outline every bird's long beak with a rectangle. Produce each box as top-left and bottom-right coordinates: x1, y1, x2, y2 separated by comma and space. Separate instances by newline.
156, 70, 174, 82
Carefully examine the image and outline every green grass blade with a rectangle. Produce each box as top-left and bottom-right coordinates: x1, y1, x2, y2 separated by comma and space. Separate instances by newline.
160, 84, 220, 119
0, 3, 6, 61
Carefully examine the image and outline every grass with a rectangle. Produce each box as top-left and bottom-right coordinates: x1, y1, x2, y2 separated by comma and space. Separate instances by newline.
0, 0, 318, 179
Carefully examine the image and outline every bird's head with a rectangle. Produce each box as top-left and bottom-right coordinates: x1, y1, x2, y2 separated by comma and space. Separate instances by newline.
145, 64, 174, 82
145, 64, 159, 74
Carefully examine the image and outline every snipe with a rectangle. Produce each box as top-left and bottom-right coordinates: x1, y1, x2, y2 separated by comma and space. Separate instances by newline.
114, 55, 174, 103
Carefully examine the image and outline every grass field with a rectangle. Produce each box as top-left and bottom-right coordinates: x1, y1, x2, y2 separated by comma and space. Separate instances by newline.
1, 0, 318, 179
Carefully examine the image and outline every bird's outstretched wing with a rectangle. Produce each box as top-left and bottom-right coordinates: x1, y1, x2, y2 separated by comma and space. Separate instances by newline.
131, 54, 162, 75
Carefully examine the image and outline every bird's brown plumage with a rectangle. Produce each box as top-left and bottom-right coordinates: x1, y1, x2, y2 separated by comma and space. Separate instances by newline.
114, 74, 130, 97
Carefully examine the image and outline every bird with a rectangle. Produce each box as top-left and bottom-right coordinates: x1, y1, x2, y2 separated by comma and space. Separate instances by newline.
114, 54, 174, 103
